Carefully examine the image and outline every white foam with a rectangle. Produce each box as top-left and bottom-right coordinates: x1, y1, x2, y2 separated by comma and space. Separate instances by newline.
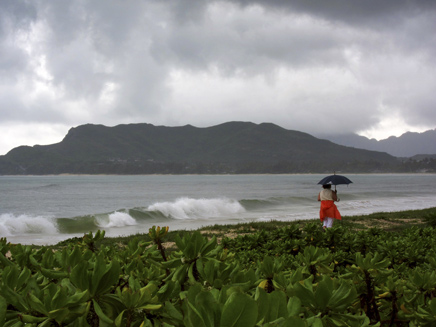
96, 212, 137, 228
147, 197, 246, 220
0, 213, 58, 236
340, 196, 436, 216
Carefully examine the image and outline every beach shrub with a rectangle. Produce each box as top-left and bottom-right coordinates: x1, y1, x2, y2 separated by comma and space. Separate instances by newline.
423, 212, 436, 227
2, 224, 436, 326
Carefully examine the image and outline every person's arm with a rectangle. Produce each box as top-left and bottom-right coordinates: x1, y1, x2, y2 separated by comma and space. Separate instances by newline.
318, 192, 321, 201
332, 190, 338, 201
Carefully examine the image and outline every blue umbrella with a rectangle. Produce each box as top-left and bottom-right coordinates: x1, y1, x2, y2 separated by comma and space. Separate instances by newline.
317, 174, 352, 191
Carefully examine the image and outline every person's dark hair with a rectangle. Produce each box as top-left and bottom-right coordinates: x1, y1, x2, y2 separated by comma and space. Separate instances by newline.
322, 184, 331, 189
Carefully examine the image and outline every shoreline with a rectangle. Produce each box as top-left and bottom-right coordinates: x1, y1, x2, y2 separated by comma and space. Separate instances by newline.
2, 172, 436, 177
4, 205, 436, 248
48, 206, 436, 249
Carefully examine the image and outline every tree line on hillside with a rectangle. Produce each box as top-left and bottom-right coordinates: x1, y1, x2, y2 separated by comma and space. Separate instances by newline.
1, 157, 435, 175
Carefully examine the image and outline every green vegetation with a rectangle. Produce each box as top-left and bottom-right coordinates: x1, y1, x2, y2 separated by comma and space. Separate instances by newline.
55, 207, 433, 251
1, 208, 436, 326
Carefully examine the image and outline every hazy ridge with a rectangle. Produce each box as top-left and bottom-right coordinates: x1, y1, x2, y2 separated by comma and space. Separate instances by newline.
322, 129, 436, 157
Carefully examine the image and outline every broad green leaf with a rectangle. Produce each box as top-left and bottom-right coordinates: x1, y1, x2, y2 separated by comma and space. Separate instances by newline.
310, 317, 323, 327
287, 296, 302, 317
220, 292, 257, 327
196, 291, 221, 327
196, 258, 205, 279
0, 285, 28, 312
70, 246, 84, 267
331, 313, 367, 322
4, 320, 24, 327
328, 282, 356, 311
187, 302, 207, 327
326, 316, 347, 326
158, 281, 179, 302
265, 291, 287, 323
174, 234, 184, 252
172, 265, 188, 285
115, 309, 126, 327
314, 277, 331, 311
40, 267, 69, 280
140, 304, 162, 310
0, 295, 6, 327
92, 299, 113, 325
162, 258, 184, 269
0, 252, 14, 268
51, 286, 68, 309
4, 266, 18, 286
139, 282, 158, 302
260, 257, 274, 277
91, 254, 107, 295
17, 267, 31, 289
164, 301, 183, 321
118, 287, 134, 308
48, 308, 70, 323
193, 232, 205, 257
201, 236, 217, 256
27, 293, 48, 315
184, 241, 195, 259
186, 282, 202, 302
293, 281, 315, 308
431, 299, 436, 313
15, 314, 46, 324
70, 262, 89, 291
94, 259, 120, 296
65, 290, 90, 307
280, 316, 306, 327
255, 287, 269, 322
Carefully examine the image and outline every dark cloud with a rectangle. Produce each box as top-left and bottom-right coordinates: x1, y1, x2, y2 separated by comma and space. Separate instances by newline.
232, 0, 436, 25
0, 0, 37, 29
0, 0, 435, 154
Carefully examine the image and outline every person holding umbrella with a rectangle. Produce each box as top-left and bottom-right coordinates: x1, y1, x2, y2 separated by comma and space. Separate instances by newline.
318, 184, 341, 230
317, 174, 352, 230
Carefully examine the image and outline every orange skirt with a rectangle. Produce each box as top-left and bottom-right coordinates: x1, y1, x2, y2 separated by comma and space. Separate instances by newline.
319, 200, 341, 221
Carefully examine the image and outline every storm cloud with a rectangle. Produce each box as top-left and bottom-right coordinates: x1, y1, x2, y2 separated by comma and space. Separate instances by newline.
1, 0, 435, 154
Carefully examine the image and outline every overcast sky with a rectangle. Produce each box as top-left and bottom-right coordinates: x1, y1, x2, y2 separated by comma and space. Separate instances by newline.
1, 0, 435, 155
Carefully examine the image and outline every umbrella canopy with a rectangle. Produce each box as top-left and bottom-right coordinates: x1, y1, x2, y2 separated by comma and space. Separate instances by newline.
317, 174, 353, 186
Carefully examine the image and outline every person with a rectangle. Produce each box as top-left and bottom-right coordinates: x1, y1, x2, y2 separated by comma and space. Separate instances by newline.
318, 184, 341, 230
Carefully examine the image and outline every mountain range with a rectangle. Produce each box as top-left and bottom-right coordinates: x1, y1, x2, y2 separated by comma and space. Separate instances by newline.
321, 129, 436, 158
0, 122, 434, 175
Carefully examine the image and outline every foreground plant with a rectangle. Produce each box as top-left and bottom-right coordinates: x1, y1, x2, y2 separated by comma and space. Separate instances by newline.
2, 220, 436, 326
148, 225, 169, 262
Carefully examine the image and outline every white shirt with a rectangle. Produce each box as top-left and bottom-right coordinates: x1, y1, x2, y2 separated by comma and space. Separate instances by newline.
319, 189, 334, 201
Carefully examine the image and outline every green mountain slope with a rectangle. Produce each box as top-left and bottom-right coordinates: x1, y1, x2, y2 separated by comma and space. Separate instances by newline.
0, 121, 406, 174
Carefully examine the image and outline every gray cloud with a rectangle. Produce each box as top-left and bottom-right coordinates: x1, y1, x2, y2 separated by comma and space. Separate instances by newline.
0, 0, 435, 154
233, 0, 436, 26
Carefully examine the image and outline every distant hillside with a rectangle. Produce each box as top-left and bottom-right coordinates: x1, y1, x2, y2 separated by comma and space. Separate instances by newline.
323, 129, 436, 157
0, 121, 429, 175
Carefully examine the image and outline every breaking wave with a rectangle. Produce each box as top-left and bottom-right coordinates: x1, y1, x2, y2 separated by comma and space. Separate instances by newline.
1, 197, 309, 237
147, 197, 246, 220
4, 197, 249, 235
0, 213, 58, 236
95, 211, 137, 228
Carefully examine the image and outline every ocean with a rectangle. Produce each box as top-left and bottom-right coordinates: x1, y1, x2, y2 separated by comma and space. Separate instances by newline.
1, 174, 435, 245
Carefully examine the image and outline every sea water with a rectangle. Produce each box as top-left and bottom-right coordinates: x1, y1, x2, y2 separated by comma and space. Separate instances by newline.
1, 174, 435, 245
